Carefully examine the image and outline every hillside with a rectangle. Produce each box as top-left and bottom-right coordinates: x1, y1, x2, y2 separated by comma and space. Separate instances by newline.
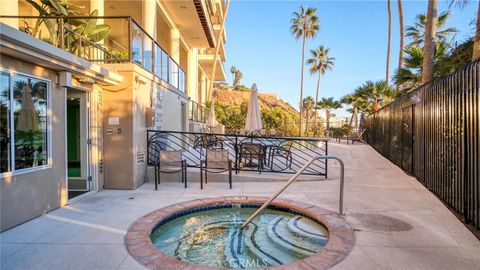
213, 89, 298, 114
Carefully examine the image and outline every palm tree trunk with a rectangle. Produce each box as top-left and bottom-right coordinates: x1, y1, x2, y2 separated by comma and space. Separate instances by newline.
373, 101, 380, 112
299, 31, 307, 136
473, 1, 480, 61
326, 110, 330, 131
349, 108, 355, 127
422, 0, 438, 85
305, 111, 309, 134
313, 68, 321, 135
353, 108, 358, 131
397, 0, 404, 91
386, 0, 392, 85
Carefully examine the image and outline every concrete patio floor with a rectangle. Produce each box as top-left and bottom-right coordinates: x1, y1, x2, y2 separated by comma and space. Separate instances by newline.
1, 143, 479, 270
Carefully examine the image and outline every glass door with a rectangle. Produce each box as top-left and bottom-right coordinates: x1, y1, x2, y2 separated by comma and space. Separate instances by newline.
67, 89, 92, 200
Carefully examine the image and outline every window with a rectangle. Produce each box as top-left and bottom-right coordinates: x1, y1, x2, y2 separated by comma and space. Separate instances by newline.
1, 73, 10, 173
0, 72, 49, 174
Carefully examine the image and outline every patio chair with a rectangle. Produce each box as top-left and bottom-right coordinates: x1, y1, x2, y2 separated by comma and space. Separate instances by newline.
193, 134, 223, 150
200, 149, 233, 189
155, 150, 187, 190
269, 129, 277, 136
239, 143, 264, 174
345, 129, 366, 144
269, 141, 294, 169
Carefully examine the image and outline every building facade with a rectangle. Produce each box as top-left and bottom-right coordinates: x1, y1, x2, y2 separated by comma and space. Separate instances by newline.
0, 0, 227, 231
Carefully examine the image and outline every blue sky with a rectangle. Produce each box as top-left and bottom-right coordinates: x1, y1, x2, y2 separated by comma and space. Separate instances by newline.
224, 0, 477, 117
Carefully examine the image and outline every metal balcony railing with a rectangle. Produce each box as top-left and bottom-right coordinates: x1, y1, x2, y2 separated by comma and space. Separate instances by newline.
0, 16, 186, 93
147, 130, 329, 176
189, 100, 206, 123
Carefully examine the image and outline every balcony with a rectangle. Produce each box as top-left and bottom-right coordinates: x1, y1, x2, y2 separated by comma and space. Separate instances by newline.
189, 100, 206, 123
0, 16, 185, 92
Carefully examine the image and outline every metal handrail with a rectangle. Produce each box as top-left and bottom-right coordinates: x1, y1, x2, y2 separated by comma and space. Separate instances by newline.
241, 155, 345, 229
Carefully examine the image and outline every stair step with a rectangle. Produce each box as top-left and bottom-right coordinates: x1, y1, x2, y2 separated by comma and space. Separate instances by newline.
287, 216, 329, 242
241, 221, 297, 266
266, 216, 327, 256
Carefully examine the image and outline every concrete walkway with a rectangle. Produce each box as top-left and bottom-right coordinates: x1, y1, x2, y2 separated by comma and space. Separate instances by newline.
1, 143, 479, 269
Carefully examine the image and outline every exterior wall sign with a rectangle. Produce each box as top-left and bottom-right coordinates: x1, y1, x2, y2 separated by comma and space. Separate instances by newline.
108, 117, 120, 125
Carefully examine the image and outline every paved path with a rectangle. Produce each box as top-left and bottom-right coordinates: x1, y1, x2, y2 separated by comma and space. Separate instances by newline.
1, 143, 479, 269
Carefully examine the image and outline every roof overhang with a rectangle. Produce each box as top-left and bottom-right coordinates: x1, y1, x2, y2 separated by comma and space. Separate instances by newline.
0, 23, 123, 86
198, 54, 226, 81
162, 0, 216, 48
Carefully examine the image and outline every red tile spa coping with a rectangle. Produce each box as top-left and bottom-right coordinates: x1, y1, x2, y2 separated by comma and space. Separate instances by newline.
124, 196, 356, 270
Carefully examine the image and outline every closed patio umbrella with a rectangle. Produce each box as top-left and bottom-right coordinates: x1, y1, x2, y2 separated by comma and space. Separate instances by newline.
245, 83, 263, 134
16, 85, 39, 133
16, 85, 40, 166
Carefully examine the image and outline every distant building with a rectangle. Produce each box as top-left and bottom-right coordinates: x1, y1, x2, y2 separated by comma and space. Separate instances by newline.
0, 0, 227, 231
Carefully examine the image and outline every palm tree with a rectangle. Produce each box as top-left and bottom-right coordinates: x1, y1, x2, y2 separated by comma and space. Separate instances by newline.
355, 80, 395, 112
386, 0, 392, 85
230, 66, 243, 88
230, 66, 237, 85
290, 6, 320, 136
306, 45, 335, 133
316, 97, 342, 131
394, 45, 424, 91
396, 11, 456, 91
302, 96, 315, 134
397, 0, 405, 91
449, 0, 480, 60
406, 11, 457, 48
422, 0, 438, 84
341, 93, 363, 130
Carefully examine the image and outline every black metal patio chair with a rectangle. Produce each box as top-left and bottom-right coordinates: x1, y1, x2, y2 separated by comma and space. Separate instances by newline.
268, 141, 294, 169
239, 142, 265, 174
155, 150, 187, 190
337, 129, 366, 144
193, 134, 223, 150
200, 149, 233, 189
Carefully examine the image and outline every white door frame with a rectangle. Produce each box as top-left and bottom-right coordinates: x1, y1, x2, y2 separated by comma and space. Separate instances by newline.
66, 88, 97, 203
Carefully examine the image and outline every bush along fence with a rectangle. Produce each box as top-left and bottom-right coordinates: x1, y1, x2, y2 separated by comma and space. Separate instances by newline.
363, 60, 479, 229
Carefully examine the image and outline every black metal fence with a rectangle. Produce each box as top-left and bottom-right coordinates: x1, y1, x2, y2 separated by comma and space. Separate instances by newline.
363, 60, 479, 228
147, 130, 329, 176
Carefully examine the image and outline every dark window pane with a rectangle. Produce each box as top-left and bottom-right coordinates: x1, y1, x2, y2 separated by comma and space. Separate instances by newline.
13, 75, 48, 170
131, 23, 144, 66
154, 44, 161, 78
161, 50, 168, 81
0, 73, 10, 173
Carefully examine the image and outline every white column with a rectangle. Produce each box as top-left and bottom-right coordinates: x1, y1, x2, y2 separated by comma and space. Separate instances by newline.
169, 29, 180, 88
143, 0, 156, 38
90, 0, 104, 23
199, 72, 207, 105
170, 29, 180, 63
90, 0, 104, 59
0, 0, 18, 28
142, 0, 156, 71
187, 48, 199, 101
202, 75, 209, 105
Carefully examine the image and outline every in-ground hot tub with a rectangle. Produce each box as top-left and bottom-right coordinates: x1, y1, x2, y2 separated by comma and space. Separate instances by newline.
125, 197, 355, 270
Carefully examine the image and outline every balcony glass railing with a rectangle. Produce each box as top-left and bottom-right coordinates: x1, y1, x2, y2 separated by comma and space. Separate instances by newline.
189, 100, 206, 123
0, 16, 186, 92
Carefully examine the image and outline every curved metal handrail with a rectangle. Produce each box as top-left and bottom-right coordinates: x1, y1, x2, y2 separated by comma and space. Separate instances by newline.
241, 155, 345, 229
